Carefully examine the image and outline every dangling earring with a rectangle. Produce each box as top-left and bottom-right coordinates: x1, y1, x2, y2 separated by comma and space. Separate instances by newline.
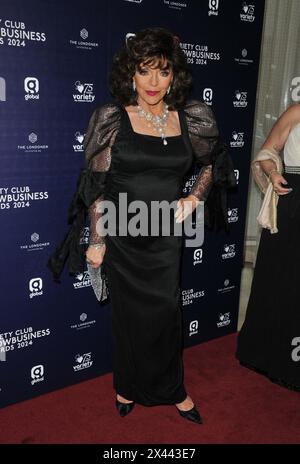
132, 80, 136, 92
167, 85, 171, 95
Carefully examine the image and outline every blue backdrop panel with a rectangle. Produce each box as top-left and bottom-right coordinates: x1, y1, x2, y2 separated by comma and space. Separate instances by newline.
0, 0, 265, 408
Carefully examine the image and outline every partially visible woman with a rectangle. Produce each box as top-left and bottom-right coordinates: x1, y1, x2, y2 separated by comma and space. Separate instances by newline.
236, 103, 300, 391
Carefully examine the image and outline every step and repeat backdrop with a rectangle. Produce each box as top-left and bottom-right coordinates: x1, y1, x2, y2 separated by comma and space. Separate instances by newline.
0, 0, 265, 407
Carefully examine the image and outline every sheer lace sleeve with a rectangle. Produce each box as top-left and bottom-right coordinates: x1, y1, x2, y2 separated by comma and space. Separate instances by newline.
184, 100, 237, 229
47, 102, 121, 281
184, 100, 219, 201
84, 104, 121, 246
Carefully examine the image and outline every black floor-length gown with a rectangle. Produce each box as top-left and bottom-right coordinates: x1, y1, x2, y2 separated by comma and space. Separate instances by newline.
47, 100, 234, 405
102, 108, 193, 405
236, 172, 300, 391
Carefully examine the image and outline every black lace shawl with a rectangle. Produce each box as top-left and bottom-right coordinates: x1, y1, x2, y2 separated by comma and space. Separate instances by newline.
47, 100, 236, 281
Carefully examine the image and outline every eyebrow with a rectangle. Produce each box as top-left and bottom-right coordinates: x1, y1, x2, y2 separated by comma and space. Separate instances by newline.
139, 63, 171, 70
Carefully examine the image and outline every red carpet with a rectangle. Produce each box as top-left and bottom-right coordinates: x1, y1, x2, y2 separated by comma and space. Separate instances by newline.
1, 333, 299, 444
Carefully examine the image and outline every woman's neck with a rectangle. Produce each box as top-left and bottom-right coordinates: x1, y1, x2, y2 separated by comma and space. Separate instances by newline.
137, 98, 166, 116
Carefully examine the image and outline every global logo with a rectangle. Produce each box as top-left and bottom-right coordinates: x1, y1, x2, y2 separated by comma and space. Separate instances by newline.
73, 81, 95, 103
24, 77, 40, 101
193, 248, 203, 265
31, 364, 44, 385
189, 320, 199, 336
29, 277, 43, 299
208, 0, 219, 16
203, 88, 213, 105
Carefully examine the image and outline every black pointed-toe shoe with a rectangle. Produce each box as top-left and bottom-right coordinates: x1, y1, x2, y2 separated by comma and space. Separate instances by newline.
115, 398, 135, 417
176, 405, 203, 424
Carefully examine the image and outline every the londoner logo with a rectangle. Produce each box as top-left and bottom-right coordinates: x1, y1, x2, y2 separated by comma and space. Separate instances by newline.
233, 90, 248, 108
0, 77, 6, 101
218, 279, 236, 293
235, 48, 254, 66
69, 29, 99, 50
230, 131, 245, 148
24, 77, 39, 100
17, 132, 48, 153
208, 0, 219, 16
70, 314, 96, 331
73, 81, 95, 102
240, 2, 255, 22
163, 0, 188, 11
80, 29, 88, 40
19, 232, 50, 253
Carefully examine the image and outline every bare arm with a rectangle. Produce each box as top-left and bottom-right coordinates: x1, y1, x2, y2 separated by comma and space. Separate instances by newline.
260, 105, 300, 194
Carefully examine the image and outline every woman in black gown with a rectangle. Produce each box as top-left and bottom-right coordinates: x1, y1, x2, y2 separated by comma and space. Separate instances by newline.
48, 27, 236, 423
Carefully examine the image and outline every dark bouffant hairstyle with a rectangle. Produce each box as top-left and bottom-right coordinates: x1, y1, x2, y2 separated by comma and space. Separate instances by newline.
108, 27, 192, 110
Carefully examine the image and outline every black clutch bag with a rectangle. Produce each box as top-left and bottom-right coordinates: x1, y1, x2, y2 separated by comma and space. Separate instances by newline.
86, 262, 109, 302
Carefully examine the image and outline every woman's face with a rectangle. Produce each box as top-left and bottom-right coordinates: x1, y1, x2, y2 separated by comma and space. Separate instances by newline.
133, 57, 173, 106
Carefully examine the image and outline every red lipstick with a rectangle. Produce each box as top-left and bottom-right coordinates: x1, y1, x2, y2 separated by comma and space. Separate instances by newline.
146, 91, 159, 96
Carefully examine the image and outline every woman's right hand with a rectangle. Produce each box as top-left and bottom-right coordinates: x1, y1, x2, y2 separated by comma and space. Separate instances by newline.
86, 244, 106, 269
270, 172, 293, 195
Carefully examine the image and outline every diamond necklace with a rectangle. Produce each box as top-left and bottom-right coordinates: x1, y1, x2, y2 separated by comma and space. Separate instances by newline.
136, 103, 170, 145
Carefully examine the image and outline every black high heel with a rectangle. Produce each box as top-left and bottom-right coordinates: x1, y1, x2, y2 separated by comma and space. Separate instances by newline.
176, 404, 203, 424
115, 397, 135, 417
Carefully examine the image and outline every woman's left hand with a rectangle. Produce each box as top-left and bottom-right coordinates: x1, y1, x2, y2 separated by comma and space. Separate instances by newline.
175, 194, 201, 223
